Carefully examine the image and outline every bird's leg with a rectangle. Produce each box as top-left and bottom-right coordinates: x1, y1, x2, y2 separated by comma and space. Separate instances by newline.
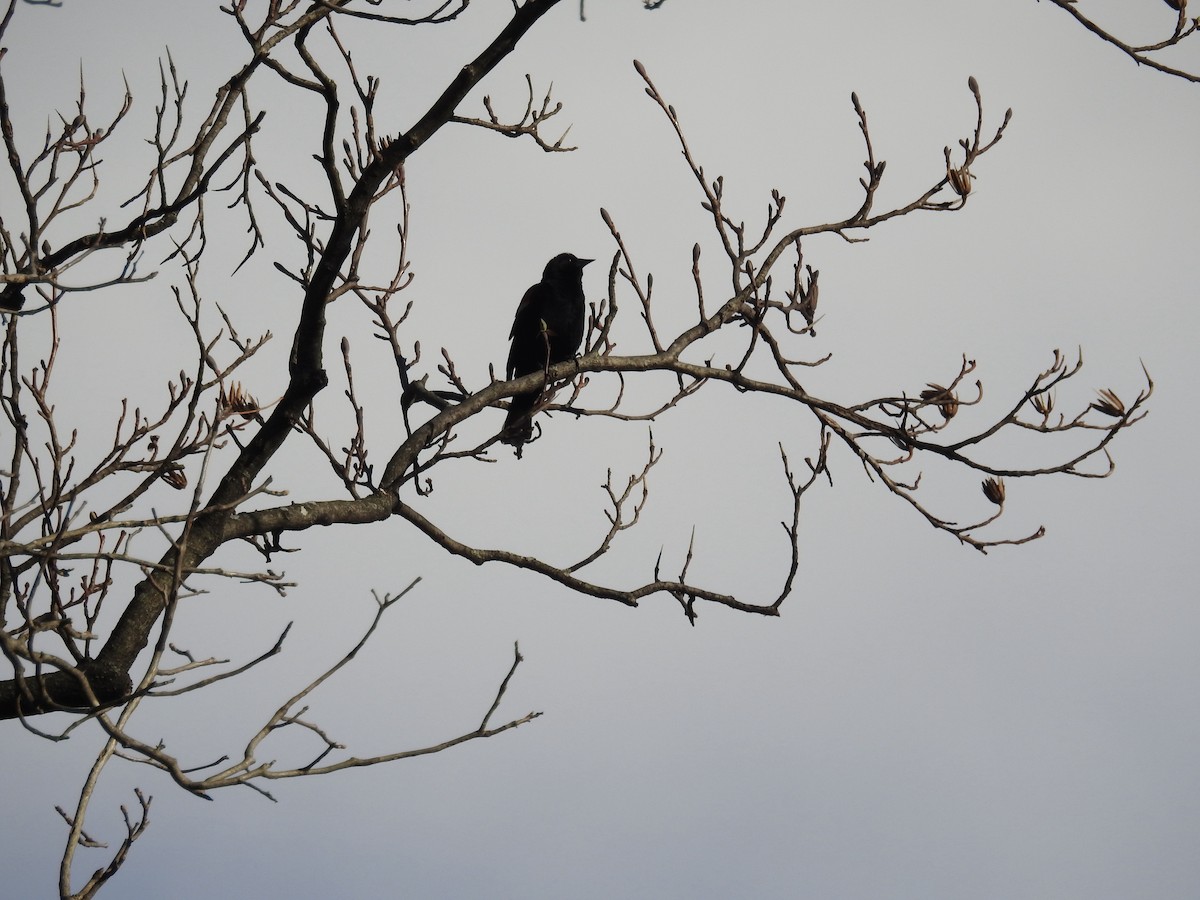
539, 317, 552, 380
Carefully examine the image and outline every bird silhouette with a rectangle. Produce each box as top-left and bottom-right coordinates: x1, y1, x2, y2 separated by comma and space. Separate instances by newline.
501, 253, 592, 450
0, 285, 24, 312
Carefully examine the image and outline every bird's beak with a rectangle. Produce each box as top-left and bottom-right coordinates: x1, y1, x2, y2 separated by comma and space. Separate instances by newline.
580, 258, 594, 267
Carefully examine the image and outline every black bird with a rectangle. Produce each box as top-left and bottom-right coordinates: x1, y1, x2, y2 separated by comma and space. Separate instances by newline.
501, 252, 592, 449
0, 285, 24, 312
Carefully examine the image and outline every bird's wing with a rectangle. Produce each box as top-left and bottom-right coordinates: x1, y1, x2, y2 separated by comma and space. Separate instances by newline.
509, 283, 542, 340
507, 282, 546, 378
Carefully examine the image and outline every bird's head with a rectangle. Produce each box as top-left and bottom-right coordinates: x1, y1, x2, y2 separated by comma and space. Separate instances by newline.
543, 253, 593, 281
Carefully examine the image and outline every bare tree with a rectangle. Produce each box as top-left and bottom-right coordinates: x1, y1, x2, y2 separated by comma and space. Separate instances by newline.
0, 0, 1171, 896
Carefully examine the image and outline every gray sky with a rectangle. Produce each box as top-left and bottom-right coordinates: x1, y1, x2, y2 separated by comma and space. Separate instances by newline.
2, 1, 1199, 898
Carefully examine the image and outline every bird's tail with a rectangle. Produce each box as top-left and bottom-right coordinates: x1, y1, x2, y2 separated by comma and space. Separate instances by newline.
500, 390, 538, 449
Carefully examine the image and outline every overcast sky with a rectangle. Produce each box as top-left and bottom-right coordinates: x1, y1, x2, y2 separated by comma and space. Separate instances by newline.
3, 1, 1199, 898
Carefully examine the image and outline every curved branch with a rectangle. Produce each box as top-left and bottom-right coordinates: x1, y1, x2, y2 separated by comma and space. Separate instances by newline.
1040, 0, 1200, 83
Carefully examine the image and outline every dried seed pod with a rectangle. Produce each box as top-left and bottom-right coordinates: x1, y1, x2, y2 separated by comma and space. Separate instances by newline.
982, 477, 1005, 505
921, 384, 959, 420
221, 381, 260, 419
800, 267, 819, 327
160, 466, 189, 490
1090, 388, 1125, 417
1030, 391, 1055, 416
947, 165, 973, 197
